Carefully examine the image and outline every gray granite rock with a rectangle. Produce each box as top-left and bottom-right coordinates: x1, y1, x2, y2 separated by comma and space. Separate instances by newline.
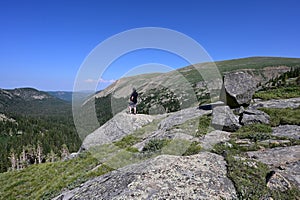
212, 106, 241, 132
241, 108, 270, 125
252, 97, 300, 109
247, 145, 300, 189
266, 171, 292, 192
272, 125, 300, 140
158, 106, 211, 131
247, 145, 300, 166
53, 153, 237, 200
221, 71, 257, 108
82, 113, 156, 150
200, 130, 231, 150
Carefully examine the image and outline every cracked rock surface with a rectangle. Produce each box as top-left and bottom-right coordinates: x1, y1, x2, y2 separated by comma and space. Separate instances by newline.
53, 153, 237, 200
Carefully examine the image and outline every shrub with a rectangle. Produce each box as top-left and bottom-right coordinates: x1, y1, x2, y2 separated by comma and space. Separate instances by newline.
142, 139, 170, 153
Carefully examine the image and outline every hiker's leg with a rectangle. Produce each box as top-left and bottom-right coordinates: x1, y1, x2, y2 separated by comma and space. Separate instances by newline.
133, 106, 137, 114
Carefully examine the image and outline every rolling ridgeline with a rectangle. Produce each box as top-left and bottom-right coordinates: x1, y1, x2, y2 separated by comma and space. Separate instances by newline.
0, 56, 300, 199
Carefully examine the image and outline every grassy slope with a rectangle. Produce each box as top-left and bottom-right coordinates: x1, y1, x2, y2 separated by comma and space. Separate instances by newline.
178, 56, 300, 84
215, 56, 300, 72
0, 153, 112, 200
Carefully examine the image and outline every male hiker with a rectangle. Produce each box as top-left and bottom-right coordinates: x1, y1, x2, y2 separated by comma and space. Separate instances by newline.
128, 88, 138, 114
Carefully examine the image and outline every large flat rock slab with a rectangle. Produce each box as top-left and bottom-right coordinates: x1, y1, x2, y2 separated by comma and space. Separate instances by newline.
247, 145, 300, 166
82, 113, 155, 150
53, 153, 237, 200
158, 107, 211, 131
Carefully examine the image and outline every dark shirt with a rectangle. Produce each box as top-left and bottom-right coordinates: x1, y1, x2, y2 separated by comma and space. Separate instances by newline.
130, 91, 138, 104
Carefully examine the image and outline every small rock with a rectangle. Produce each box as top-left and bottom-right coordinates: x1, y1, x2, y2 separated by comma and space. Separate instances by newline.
240, 108, 270, 125
266, 171, 291, 192
236, 139, 251, 145
200, 130, 231, 150
278, 165, 286, 170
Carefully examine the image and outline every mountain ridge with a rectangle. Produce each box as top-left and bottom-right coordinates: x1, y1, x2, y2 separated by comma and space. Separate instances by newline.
0, 87, 71, 117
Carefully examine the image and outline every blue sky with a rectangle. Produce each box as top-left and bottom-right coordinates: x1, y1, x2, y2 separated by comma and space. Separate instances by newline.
1, 0, 299, 91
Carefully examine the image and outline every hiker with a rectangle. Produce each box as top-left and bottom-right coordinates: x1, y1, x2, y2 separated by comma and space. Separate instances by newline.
128, 88, 138, 114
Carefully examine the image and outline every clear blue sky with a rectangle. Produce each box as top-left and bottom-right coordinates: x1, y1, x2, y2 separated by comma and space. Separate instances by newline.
1, 0, 299, 91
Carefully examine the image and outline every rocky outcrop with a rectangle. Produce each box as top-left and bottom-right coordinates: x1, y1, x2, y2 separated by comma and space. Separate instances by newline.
211, 106, 241, 132
53, 153, 237, 200
200, 130, 231, 150
221, 71, 257, 108
247, 146, 300, 189
247, 145, 300, 168
272, 125, 300, 140
133, 107, 211, 151
240, 108, 270, 125
266, 171, 292, 192
158, 107, 211, 131
81, 113, 156, 150
252, 97, 300, 109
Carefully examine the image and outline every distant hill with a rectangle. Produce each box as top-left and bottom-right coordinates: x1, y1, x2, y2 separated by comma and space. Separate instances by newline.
0, 88, 81, 173
47, 91, 73, 102
85, 56, 300, 119
48, 91, 98, 103
0, 87, 71, 117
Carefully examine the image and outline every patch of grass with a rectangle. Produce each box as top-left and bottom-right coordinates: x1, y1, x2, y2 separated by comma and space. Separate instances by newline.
260, 107, 300, 126
182, 141, 202, 156
114, 135, 140, 149
234, 124, 273, 142
0, 152, 113, 200
254, 86, 300, 100
226, 155, 270, 199
236, 132, 273, 142
133, 118, 161, 137
196, 115, 213, 136
104, 149, 143, 170
212, 140, 247, 155
172, 115, 213, 137
237, 123, 272, 134
160, 139, 191, 156
125, 146, 139, 153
